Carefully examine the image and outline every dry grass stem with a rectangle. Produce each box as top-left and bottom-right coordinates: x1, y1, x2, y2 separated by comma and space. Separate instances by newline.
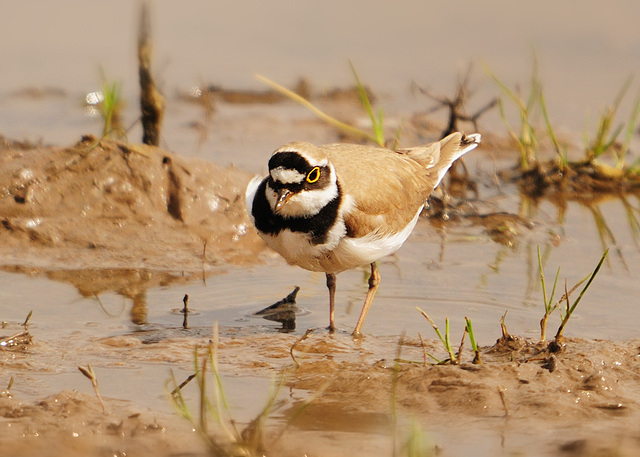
78, 364, 107, 415
498, 386, 510, 417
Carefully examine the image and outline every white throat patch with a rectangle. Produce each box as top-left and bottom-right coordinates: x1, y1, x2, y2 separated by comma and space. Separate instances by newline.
266, 181, 338, 218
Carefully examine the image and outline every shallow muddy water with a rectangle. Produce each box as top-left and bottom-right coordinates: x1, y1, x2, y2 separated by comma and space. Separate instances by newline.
2, 2, 640, 456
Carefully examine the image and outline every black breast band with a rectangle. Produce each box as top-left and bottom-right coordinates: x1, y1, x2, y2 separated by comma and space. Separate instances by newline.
251, 179, 342, 245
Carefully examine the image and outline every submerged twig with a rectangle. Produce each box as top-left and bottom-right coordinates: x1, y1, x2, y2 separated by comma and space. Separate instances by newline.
22, 310, 33, 329
456, 326, 468, 363
0, 311, 34, 350
499, 311, 515, 342
290, 328, 315, 368
182, 294, 190, 329
391, 332, 406, 456
170, 373, 197, 397
497, 386, 510, 417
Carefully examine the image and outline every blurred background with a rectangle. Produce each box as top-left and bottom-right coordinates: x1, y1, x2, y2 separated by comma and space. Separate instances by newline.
2, 0, 640, 148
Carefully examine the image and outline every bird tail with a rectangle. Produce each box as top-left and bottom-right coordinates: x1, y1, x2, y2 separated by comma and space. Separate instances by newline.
398, 132, 481, 188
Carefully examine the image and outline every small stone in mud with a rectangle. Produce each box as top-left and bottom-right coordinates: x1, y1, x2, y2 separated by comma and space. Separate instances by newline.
559, 439, 587, 453
542, 354, 558, 372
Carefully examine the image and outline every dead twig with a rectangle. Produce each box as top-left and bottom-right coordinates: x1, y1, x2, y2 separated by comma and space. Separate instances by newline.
413, 63, 497, 137
0, 311, 34, 350
138, 1, 165, 146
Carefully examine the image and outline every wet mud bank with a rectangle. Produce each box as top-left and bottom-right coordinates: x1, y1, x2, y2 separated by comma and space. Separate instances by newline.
0, 135, 265, 271
3, 325, 640, 457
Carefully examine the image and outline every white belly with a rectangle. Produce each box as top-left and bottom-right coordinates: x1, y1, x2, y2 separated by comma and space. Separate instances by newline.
260, 207, 422, 274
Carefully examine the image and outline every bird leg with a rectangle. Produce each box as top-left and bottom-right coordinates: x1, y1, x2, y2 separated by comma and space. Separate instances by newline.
325, 272, 337, 332
352, 262, 380, 337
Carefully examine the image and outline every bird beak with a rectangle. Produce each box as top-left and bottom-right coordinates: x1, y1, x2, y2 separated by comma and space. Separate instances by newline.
274, 189, 293, 212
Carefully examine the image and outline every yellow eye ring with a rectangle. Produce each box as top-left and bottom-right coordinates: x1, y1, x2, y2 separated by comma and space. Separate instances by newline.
306, 166, 321, 183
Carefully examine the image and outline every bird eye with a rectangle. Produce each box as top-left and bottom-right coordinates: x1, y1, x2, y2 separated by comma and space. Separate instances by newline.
306, 167, 321, 183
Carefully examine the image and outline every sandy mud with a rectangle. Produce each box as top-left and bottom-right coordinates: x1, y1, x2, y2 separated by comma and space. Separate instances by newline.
3, 323, 640, 456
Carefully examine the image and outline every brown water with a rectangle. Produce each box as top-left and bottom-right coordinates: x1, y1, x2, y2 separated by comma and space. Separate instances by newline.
2, 2, 640, 456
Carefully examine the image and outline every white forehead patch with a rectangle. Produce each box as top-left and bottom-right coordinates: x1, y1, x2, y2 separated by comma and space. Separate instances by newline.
270, 166, 305, 184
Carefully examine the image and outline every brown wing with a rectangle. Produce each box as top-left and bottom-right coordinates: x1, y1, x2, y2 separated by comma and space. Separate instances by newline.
320, 144, 434, 239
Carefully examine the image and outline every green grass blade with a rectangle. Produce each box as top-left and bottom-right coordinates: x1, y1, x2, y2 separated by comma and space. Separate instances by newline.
555, 249, 609, 340
548, 267, 561, 312
483, 62, 526, 111
567, 249, 608, 316
620, 94, 640, 169
444, 318, 451, 353
349, 61, 385, 146
601, 123, 625, 154
540, 91, 567, 167
525, 52, 540, 113
537, 246, 548, 309
465, 317, 478, 352
255, 74, 379, 144
612, 75, 634, 109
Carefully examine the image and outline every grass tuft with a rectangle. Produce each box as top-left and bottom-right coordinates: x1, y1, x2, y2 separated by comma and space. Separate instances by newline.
537, 245, 562, 343
95, 70, 126, 140
484, 56, 541, 170
585, 76, 634, 166
168, 322, 322, 456
536, 247, 608, 348
416, 307, 459, 364
489, 56, 640, 201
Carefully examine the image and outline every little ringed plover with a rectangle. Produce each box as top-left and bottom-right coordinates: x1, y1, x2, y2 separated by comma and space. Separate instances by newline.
246, 132, 481, 336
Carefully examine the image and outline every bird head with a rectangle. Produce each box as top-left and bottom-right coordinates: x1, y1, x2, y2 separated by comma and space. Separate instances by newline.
265, 143, 338, 219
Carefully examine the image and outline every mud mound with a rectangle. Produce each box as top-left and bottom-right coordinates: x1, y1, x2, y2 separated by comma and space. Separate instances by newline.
0, 136, 264, 270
